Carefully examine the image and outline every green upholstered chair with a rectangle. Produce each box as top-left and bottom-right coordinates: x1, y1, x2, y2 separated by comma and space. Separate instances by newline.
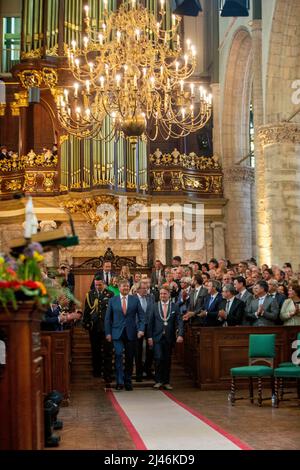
273, 366, 300, 407
230, 334, 276, 407
273, 333, 300, 406
278, 333, 300, 368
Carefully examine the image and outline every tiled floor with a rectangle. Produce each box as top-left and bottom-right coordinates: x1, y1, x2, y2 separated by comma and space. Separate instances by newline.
55, 368, 300, 451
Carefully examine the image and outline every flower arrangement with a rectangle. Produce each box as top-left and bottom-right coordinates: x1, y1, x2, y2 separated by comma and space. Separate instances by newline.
0, 242, 56, 311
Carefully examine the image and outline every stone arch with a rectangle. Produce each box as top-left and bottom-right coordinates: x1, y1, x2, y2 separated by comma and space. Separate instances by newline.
221, 28, 254, 262
222, 27, 253, 166
266, 0, 300, 123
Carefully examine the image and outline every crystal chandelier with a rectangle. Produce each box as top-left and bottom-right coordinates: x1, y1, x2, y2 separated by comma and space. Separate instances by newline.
55, 0, 212, 142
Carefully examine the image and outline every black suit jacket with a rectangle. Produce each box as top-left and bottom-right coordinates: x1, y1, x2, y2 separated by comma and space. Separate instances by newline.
90, 270, 116, 289
200, 293, 224, 327
148, 302, 184, 343
41, 305, 62, 331
218, 298, 244, 326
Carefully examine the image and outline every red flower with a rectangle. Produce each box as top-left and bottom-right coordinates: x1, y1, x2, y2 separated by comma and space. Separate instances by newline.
0, 281, 11, 288
0, 280, 21, 289
10, 281, 21, 289
22, 281, 39, 289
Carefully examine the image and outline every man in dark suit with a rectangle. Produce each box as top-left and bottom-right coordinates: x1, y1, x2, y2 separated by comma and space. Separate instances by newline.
83, 277, 114, 381
90, 260, 116, 289
148, 286, 184, 390
41, 302, 64, 331
151, 260, 165, 288
267, 279, 286, 325
245, 280, 279, 326
105, 279, 145, 390
218, 284, 244, 326
197, 280, 223, 327
234, 276, 253, 304
267, 279, 286, 310
182, 273, 208, 323
135, 280, 155, 381
0, 146, 8, 160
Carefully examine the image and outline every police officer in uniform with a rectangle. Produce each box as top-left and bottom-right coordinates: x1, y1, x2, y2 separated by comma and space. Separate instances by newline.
83, 276, 113, 382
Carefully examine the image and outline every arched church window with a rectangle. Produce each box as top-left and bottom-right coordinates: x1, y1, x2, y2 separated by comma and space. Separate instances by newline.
249, 103, 255, 168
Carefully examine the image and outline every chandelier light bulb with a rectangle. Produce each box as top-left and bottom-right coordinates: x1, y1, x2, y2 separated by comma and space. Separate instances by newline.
99, 76, 105, 88
74, 83, 79, 98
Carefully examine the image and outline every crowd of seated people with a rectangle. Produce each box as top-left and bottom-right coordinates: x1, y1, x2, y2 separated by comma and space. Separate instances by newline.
82, 256, 300, 389
84, 256, 300, 329
146, 256, 300, 327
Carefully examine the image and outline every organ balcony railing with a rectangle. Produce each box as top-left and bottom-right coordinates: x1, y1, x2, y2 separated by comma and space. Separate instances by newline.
149, 148, 223, 198
0, 146, 223, 200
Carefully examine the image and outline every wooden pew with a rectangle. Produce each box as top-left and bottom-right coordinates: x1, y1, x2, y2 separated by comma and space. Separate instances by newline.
0, 303, 44, 450
184, 325, 300, 390
41, 331, 71, 405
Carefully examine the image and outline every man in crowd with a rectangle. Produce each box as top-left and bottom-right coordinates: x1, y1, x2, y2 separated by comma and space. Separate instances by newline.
0, 146, 8, 160
234, 276, 253, 304
135, 280, 155, 381
218, 284, 244, 326
182, 274, 208, 323
83, 277, 114, 382
148, 286, 184, 390
105, 280, 145, 391
245, 280, 279, 326
172, 256, 182, 268
91, 260, 116, 289
177, 277, 191, 316
151, 260, 165, 288
193, 280, 223, 327
267, 279, 286, 310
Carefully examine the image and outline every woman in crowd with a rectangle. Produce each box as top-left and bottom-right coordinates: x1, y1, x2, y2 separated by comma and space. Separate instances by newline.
280, 284, 300, 326
107, 276, 120, 296
120, 265, 133, 287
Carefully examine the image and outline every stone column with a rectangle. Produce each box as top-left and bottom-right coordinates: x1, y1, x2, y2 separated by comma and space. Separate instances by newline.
223, 167, 255, 262
172, 219, 184, 261
152, 220, 167, 265
251, 19, 264, 264
258, 123, 300, 268
210, 222, 226, 260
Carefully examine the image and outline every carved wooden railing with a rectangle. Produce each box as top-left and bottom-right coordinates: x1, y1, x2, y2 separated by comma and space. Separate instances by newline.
149, 148, 223, 198
0, 149, 59, 199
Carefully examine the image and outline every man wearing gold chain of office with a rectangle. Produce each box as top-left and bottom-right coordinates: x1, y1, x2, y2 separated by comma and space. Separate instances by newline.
147, 285, 184, 390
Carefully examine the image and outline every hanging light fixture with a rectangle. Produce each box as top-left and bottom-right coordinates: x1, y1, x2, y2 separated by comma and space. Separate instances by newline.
54, 0, 212, 143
